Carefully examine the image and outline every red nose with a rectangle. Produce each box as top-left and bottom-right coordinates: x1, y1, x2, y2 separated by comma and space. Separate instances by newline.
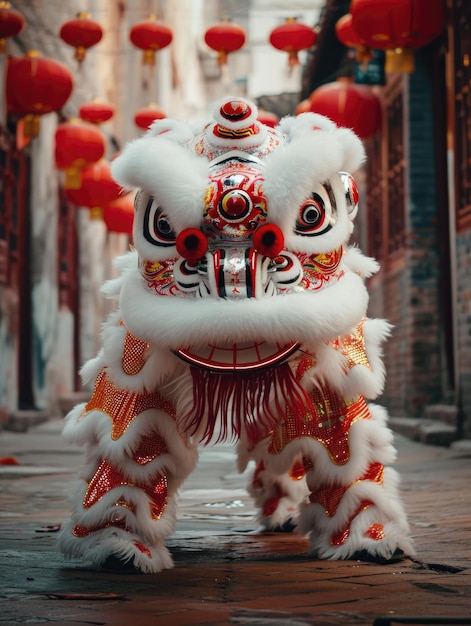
176, 228, 208, 264
252, 224, 285, 258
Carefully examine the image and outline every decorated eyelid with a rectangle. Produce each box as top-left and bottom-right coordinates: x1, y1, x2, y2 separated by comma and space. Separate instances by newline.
339, 171, 359, 217
294, 183, 337, 237
143, 197, 177, 247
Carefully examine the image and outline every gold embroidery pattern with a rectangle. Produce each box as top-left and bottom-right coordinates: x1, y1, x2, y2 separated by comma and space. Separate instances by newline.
140, 258, 180, 296
214, 123, 257, 139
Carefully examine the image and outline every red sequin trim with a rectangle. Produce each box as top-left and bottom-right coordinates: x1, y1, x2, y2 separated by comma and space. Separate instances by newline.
289, 460, 306, 481
330, 500, 374, 546
72, 517, 129, 538
132, 432, 168, 465
133, 541, 152, 558
365, 523, 386, 541
263, 484, 285, 518
82, 458, 168, 521
252, 460, 265, 489
310, 462, 384, 517
331, 318, 372, 371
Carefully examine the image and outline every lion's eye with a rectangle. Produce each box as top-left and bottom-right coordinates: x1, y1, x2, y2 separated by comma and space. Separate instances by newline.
294, 184, 337, 237
143, 197, 177, 247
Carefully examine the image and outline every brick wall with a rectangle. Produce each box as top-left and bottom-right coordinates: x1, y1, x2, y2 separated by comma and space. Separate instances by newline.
368, 50, 442, 418
456, 229, 471, 435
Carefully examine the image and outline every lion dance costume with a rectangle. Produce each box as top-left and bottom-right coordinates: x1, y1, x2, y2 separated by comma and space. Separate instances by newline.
58, 97, 414, 573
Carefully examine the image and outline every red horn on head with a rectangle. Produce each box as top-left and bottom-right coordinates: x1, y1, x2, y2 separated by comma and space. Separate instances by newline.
176, 228, 209, 264
252, 224, 285, 258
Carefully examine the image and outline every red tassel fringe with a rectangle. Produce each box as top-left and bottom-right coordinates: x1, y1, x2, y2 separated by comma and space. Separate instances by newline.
178, 362, 313, 445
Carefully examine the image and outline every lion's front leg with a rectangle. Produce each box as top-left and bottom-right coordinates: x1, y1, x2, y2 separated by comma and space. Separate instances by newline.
237, 442, 310, 532
261, 389, 415, 562
239, 337, 415, 561
57, 369, 198, 573
297, 400, 414, 561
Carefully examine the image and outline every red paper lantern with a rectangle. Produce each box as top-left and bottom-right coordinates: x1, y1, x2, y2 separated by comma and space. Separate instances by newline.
269, 17, 317, 66
65, 160, 122, 219
204, 19, 246, 65
55, 118, 106, 189
134, 104, 167, 130
257, 110, 279, 128
129, 16, 173, 66
103, 193, 135, 236
350, 0, 445, 72
0, 2, 24, 54
335, 13, 372, 63
79, 99, 116, 125
309, 80, 381, 139
295, 99, 311, 115
6, 50, 74, 138
59, 12, 103, 63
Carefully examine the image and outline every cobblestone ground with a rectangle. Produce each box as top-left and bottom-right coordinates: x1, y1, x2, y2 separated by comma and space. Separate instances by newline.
0, 419, 470, 625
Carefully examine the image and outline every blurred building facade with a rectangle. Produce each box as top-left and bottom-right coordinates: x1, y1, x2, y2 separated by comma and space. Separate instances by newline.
302, 0, 470, 440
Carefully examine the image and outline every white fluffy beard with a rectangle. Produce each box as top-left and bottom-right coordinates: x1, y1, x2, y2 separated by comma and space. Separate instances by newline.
119, 261, 369, 351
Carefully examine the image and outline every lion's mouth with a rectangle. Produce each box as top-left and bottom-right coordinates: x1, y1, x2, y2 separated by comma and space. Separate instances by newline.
174, 340, 300, 372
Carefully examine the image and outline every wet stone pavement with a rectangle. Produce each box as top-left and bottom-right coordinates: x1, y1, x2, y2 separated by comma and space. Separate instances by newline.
0, 418, 470, 626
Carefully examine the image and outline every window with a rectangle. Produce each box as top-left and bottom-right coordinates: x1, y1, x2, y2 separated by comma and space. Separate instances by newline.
365, 77, 405, 265
386, 88, 406, 255
453, 0, 471, 228
365, 131, 384, 263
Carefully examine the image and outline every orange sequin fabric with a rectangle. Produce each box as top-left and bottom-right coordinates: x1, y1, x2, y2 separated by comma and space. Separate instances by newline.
268, 386, 371, 464
122, 330, 149, 376
331, 318, 372, 371
80, 370, 176, 440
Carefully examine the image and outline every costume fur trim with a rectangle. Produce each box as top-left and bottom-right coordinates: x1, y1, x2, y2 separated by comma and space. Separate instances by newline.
343, 246, 380, 278
58, 521, 175, 573
62, 406, 198, 482
341, 318, 391, 400
298, 467, 415, 559
240, 403, 397, 483
111, 137, 208, 233
119, 266, 369, 349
